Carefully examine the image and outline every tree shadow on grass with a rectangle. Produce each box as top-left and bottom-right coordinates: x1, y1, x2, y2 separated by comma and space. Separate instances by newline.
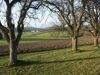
40, 56, 100, 64
66, 49, 97, 54
78, 49, 97, 52
16, 60, 41, 66
97, 46, 100, 49
79, 46, 100, 52
16, 56, 100, 66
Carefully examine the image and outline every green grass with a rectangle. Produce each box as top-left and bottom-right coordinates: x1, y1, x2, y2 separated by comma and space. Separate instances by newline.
0, 31, 69, 45
0, 40, 34, 45
0, 45, 100, 75
0, 40, 7, 45
22, 31, 69, 38
21, 31, 69, 41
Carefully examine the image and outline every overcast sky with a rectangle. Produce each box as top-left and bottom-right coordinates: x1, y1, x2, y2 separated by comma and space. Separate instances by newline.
0, 0, 59, 28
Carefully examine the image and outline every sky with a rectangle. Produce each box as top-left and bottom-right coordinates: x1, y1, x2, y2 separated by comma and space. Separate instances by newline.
25, 8, 59, 28
0, 0, 59, 28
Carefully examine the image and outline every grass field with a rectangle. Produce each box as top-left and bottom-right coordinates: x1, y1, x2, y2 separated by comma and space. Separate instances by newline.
22, 31, 69, 38
0, 31, 69, 45
0, 45, 100, 75
21, 31, 69, 42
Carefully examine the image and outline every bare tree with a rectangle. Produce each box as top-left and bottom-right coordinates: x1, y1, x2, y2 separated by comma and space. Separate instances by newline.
0, 0, 42, 66
45, 0, 86, 51
85, 0, 100, 47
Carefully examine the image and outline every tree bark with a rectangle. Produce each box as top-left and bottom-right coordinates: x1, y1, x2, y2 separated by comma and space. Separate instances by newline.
93, 36, 99, 47
72, 37, 78, 52
1, 0, 34, 66
9, 40, 17, 66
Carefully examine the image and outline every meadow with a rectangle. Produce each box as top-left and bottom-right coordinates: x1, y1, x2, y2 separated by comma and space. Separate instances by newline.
0, 45, 100, 75
0, 31, 69, 45
0, 31, 100, 75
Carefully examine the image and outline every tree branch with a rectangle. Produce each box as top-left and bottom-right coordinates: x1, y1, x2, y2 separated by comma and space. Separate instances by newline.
4, 0, 9, 6
10, 0, 21, 7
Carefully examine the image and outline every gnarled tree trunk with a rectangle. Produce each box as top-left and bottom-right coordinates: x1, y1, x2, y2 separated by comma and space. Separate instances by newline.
0, 33, 3, 39
93, 36, 99, 47
9, 40, 17, 66
72, 37, 78, 52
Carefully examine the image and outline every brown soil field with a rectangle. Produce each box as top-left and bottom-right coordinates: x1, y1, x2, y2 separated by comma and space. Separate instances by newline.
0, 36, 100, 56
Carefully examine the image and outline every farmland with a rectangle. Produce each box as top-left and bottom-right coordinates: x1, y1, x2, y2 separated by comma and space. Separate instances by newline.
0, 32, 98, 56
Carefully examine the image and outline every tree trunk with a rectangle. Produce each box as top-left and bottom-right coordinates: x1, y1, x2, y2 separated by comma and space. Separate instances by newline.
9, 40, 17, 66
72, 37, 78, 52
0, 33, 3, 39
93, 36, 98, 47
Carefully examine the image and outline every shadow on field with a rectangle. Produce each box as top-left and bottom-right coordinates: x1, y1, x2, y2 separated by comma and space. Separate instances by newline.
79, 46, 100, 52
17, 60, 41, 66
79, 50, 97, 52
40, 56, 100, 64
17, 56, 100, 66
